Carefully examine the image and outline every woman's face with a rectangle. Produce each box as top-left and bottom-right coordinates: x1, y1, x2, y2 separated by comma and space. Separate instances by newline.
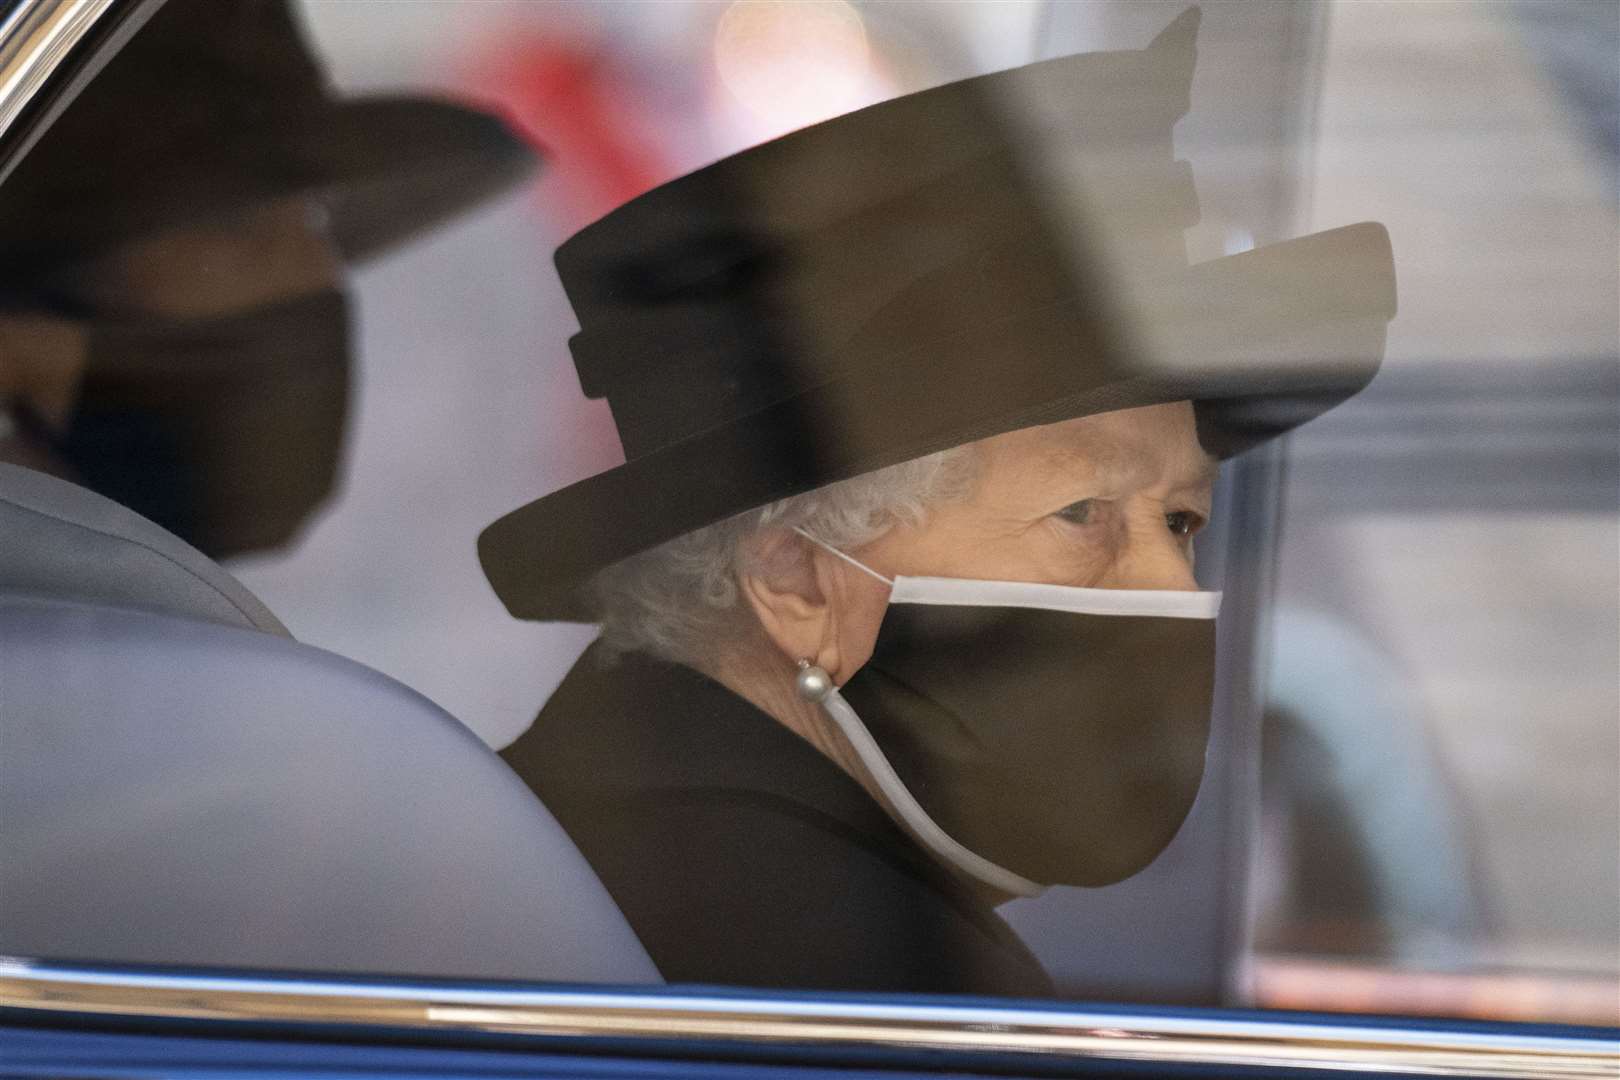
859, 400, 1215, 588
772, 400, 1218, 683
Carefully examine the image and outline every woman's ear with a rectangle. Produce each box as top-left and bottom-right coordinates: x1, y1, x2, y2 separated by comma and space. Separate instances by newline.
740, 529, 889, 683
739, 528, 839, 674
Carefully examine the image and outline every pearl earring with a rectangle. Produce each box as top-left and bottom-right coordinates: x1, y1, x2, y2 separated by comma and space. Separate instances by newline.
795, 658, 833, 703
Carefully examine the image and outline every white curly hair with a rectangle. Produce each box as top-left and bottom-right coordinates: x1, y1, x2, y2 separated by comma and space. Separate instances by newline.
588, 446, 980, 666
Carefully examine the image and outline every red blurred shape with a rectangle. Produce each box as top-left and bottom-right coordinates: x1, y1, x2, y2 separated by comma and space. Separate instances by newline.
470, 38, 671, 232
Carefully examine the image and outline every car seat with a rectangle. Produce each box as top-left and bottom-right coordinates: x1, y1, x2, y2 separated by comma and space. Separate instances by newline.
0, 463, 659, 983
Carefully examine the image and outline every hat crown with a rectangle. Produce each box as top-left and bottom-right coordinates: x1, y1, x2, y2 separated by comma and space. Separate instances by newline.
557, 10, 1204, 460
479, 8, 1396, 623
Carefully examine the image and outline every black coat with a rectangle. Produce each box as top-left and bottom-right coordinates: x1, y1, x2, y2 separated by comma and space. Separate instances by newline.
500, 644, 1053, 996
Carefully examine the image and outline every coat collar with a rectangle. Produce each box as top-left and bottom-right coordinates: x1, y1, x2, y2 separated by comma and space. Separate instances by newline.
503, 643, 1006, 907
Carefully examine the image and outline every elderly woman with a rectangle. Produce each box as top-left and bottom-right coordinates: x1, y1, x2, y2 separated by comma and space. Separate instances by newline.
483, 10, 1395, 994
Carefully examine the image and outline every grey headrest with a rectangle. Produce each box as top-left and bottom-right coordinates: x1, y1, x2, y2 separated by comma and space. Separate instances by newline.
0, 596, 660, 984
0, 463, 287, 636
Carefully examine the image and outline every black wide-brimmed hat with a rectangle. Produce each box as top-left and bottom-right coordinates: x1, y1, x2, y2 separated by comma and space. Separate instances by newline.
0, 0, 535, 278
480, 8, 1395, 623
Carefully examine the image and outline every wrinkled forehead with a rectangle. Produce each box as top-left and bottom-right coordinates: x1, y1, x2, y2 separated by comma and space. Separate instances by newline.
982, 402, 1218, 493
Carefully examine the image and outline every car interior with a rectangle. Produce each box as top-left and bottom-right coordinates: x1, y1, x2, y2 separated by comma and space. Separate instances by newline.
0, 461, 658, 984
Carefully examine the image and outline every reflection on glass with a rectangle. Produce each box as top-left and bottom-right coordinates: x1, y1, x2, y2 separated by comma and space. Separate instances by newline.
0, 0, 1613, 1027
0, 0, 532, 556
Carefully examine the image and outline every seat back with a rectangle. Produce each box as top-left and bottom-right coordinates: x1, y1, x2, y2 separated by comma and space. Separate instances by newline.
0, 463, 657, 983
0, 462, 287, 635
0, 595, 659, 984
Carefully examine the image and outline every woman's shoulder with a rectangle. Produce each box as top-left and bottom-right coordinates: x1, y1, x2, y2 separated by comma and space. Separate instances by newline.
574, 784, 1053, 995
503, 646, 857, 806
498, 647, 1053, 996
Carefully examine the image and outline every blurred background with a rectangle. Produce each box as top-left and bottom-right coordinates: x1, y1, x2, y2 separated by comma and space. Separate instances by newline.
37, 0, 1610, 1024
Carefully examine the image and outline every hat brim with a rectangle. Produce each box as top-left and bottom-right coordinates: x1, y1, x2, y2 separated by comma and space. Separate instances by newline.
3, 94, 537, 277
306, 96, 538, 262
480, 222, 1395, 622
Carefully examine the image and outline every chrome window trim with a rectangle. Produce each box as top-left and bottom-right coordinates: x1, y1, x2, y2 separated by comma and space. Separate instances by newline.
0, 0, 114, 138
3, 959, 1615, 1078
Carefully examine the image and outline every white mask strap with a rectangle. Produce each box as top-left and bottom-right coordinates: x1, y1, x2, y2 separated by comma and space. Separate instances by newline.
792, 526, 894, 586
820, 685, 1043, 898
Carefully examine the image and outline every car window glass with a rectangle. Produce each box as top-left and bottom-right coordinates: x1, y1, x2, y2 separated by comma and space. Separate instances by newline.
1, 0, 1613, 1026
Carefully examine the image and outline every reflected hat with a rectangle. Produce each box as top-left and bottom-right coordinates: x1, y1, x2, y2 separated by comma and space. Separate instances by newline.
0, 0, 536, 275
480, 7, 1396, 622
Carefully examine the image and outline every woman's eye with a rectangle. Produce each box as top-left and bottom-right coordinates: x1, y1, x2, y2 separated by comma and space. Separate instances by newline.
1055, 499, 1097, 525
1166, 510, 1203, 537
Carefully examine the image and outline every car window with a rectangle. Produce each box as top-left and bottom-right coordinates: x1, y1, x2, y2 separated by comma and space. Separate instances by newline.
1, 0, 1614, 1029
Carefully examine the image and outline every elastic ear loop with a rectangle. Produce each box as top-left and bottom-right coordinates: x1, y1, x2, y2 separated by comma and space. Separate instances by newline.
790, 526, 1044, 899
819, 688, 1044, 898
791, 526, 893, 585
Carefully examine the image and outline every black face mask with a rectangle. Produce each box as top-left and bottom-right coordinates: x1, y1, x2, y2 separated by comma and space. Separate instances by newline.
798, 535, 1219, 896
19, 289, 350, 559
